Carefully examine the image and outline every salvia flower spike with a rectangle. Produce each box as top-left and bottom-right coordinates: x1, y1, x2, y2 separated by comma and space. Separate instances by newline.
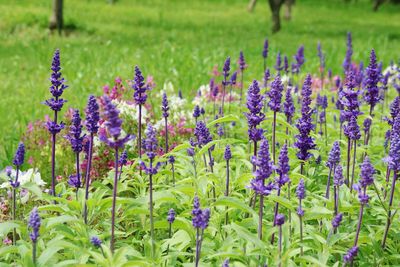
28, 207, 41, 265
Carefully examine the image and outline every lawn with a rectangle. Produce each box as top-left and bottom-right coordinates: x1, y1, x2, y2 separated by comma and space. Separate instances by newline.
0, 0, 399, 166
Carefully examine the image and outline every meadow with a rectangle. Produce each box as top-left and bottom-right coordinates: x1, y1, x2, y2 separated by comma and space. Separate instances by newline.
1, 0, 400, 266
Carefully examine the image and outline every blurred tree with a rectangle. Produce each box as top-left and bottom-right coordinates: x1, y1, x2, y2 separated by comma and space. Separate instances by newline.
268, 0, 285, 33
284, 0, 295, 21
49, 0, 63, 34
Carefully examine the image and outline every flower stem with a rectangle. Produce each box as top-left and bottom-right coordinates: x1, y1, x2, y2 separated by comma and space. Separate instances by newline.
165, 117, 169, 154
382, 171, 397, 248
299, 199, 303, 256
171, 163, 175, 187
84, 133, 94, 224
350, 140, 357, 192
32, 241, 37, 265
258, 194, 264, 240
271, 187, 281, 244
110, 147, 119, 253
272, 111, 277, 163
346, 138, 351, 187
325, 166, 333, 200
225, 159, 230, 225
149, 160, 155, 257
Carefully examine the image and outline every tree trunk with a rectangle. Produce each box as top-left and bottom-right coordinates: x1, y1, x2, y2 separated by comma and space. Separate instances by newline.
268, 0, 285, 33
248, 0, 257, 12
49, 0, 63, 35
373, 0, 385, 11
284, 0, 294, 21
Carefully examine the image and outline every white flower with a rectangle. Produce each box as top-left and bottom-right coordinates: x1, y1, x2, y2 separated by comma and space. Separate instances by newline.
0, 168, 45, 189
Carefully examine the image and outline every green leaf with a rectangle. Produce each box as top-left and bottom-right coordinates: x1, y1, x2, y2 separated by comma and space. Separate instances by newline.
0, 222, 19, 236
46, 215, 79, 228
21, 182, 42, 198
230, 223, 265, 250
207, 115, 239, 128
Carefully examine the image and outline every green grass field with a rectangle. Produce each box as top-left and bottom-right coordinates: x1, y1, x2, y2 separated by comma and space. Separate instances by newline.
0, 0, 399, 165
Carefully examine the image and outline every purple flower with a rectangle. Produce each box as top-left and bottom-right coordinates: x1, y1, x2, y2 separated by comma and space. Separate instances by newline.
100, 96, 134, 148
284, 87, 295, 123
296, 179, 306, 200
275, 52, 283, 72
275, 213, 285, 226
44, 98, 67, 112
297, 207, 304, 217
90, 236, 102, 248
224, 145, 232, 161
344, 116, 361, 141
363, 118, 372, 134
294, 45, 305, 73
222, 56, 231, 83
119, 150, 128, 166
222, 259, 229, 267
140, 124, 161, 175
268, 74, 284, 112
193, 105, 201, 119
132, 66, 148, 105
194, 121, 212, 147
167, 208, 176, 224
332, 213, 343, 229
353, 156, 375, 204
46, 121, 65, 135
343, 32, 353, 73
326, 141, 341, 169
262, 38, 268, 59
200, 208, 211, 229
344, 246, 358, 263
317, 42, 325, 69
294, 74, 316, 161
276, 144, 290, 187
85, 95, 100, 134
284, 55, 289, 74
217, 124, 224, 138
13, 142, 25, 167
389, 97, 400, 124
249, 138, 275, 196
68, 174, 81, 188
389, 115, 400, 171
192, 196, 203, 228
28, 207, 41, 243
364, 49, 381, 113
238, 51, 246, 71
187, 147, 195, 157
334, 164, 344, 186
168, 155, 175, 164
264, 69, 270, 88
66, 109, 85, 153
245, 80, 265, 142
162, 92, 169, 118
48, 49, 68, 98
341, 70, 361, 121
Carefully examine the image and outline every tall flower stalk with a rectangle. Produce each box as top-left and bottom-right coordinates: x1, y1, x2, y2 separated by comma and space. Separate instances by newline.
343, 32, 352, 74
83, 95, 100, 224
44, 49, 68, 197
333, 164, 344, 216
268, 74, 284, 162
345, 156, 375, 265
28, 207, 41, 265
99, 96, 134, 253
133, 66, 149, 162
283, 86, 295, 142
382, 114, 400, 248
326, 141, 341, 200
221, 57, 231, 116
344, 116, 361, 191
296, 179, 305, 255
192, 196, 211, 267
140, 124, 161, 256
249, 138, 274, 241
11, 142, 25, 245
168, 155, 176, 186
162, 92, 170, 153
262, 38, 269, 73
294, 74, 315, 175
275, 214, 285, 267
224, 145, 232, 225
364, 49, 381, 117
238, 51, 246, 104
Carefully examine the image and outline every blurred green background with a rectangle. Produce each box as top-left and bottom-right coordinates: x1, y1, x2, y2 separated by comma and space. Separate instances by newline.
0, 0, 399, 165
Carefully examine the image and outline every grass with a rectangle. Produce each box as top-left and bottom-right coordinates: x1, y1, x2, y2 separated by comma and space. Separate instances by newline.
0, 0, 399, 166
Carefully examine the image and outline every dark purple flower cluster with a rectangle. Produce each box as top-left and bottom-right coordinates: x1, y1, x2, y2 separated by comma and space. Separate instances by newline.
292, 45, 305, 74
388, 97, 400, 125
264, 69, 270, 88
363, 118, 372, 134
13, 142, 25, 167
334, 164, 344, 186
275, 52, 283, 72
344, 246, 358, 263
274, 214, 285, 226
85, 95, 100, 134
341, 70, 361, 121
66, 110, 85, 153
364, 49, 381, 112
343, 32, 353, 73
353, 156, 375, 204
262, 39, 268, 59
344, 116, 361, 141
317, 42, 325, 69
332, 213, 343, 229
90, 236, 102, 248
294, 74, 316, 161
284, 87, 295, 123
326, 141, 341, 169
276, 144, 290, 187
389, 115, 400, 171
268, 74, 284, 112
162, 92, 169, 118
249, 138, 275, 196
230, 71, 237, 85
238, 51, 246, 71
194, 121, 212, 147
140, 124, 161, 175
168, 155, 175, 164
100, 96, 134, 148
193, 105, 201, 119
222, 259, 229, 267
28, 207, 41, 243
296, 179, 305, 216
68, 174, 81, 189
192, 196, 210, 229
222, 57, 231, 85
132, 66, 148, 105
224, 145, 232, 161
245, 80, 265, 142
119, 150, 128, 166
284, 55, 289, 74
167, 208, 176, 224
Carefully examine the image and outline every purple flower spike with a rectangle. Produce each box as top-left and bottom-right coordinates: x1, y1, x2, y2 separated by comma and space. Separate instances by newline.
275, 213, 285, 226
296, 179, 306, 200
192, 196, 203, 228
344, 246, 358, 263
119, 150, 128, 166
230, 71, 238, 86
223, 56, 231, 82
389, 97, 400, 123
140, 124, 161, 174
364, 49, 381, 114
363, 118, 372, 134
193, 105, 201, 119
245, 80, 265, 142
200, 208, 211, 229
334, 164, 344, 186
332, 213, 343, 229
268, 74, 284, 112
168, 155, 175, 164
284, 55, 289, 74
224, 145, 232, 161
68, 174, 81, 189
28, 207, 41, 243
66, 109, 85, 153
326, 141, 341, 169
360, 156, 375, 188
276, 144, 290, 187
343, 32, 353, 73
49, 49, 68, 98
284, 87, 295, 123
13, 142, 25, 167
90, 236, 102, 248
85, 95, 100, 134
238, 51, 246, 71
162, 92, 169, 118
275, 52, 283, 72
344, 116, 361, 141
262, 38, 269, 59
222, 259, 230, 267
249, 138, 275, 196
167, 208, 176, 224
294, 74, 316, 161
187, 147, 195, 157
194, 121, 212, 147
133, 66, 148, 105
389, 115, 400, 171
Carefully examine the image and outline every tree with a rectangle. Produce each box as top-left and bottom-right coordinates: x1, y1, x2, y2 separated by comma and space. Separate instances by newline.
49, 0, 63, 34
268, 0, 285, 33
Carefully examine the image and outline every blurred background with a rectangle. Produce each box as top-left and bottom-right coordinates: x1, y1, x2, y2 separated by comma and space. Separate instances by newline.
0, 0, 399, 165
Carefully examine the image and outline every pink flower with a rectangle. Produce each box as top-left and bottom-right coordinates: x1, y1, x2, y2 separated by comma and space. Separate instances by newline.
3, 238, 12, 245
146, 76, 156, 89
103, 85, 110, 95
210, 65, 221, 77
28, 156, 34, 165
56, 175, 63, 182
27, 122, 34, 133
